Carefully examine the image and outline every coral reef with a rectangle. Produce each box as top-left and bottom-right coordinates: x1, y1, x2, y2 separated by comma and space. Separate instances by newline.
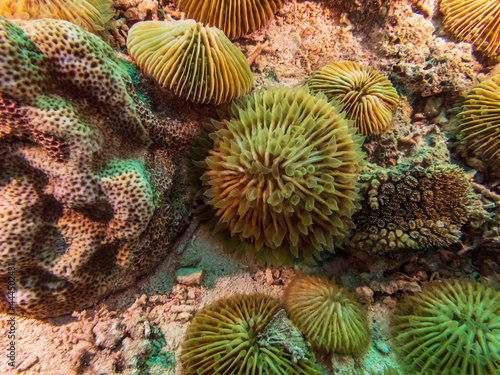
283, 275, 370, 355
358, 366, 401, 375
390, 279, 500, 375
181, 294, 320, 374
440, 0, 500, 59
0, 0, 114, 39
453, 73, 500, 168
127, 19, 253, 105
308, 62, 399, 137
349, 162, 473, 255
0, 17, 197, 317
177, 0, 283, 40
195, 86, 365, 265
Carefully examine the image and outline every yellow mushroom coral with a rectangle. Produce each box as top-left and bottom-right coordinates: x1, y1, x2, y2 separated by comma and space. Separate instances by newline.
127, 19, 253, 105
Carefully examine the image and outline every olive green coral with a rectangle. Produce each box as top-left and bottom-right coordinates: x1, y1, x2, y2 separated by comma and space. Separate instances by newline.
181, 294, 320, 375
349, 163, 473, 254
126, 19, 253, 105
308, 62, 399, 137
390, 279, 500, 375
440, 0, 500, 58
195, 86, 365, 265
455, 73, 500, 167
283, 275, 371, 355
177, 0, 283, 40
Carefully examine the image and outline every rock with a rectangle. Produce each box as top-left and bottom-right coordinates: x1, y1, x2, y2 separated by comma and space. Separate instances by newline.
93, 319, 125, 349
176, 268, 203, 286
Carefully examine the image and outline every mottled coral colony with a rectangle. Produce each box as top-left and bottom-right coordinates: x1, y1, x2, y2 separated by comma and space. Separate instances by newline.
1, 0, 500, 374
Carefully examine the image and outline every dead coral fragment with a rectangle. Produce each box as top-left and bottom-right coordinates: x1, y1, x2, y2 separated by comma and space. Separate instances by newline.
196, 86, 364, 265
283, 275, 370, 355
440, 0, 500, 58
350, 163, 473, 254
391, 279, 500, 375
309, 62, 399, 137
181, 294, 320, 375
127, 19, 253, 105
456, 74, 500, 167
0, 0, 114, 38
177, 0, 283, 40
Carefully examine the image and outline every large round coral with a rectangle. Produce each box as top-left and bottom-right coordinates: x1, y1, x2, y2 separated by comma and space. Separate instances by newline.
127, 19, 253, 105
177, 0, 283, 40
455, 74, 500, 167
195, 86, 365, 265
349, 163, 473, 254
440, 0, 500, 58
308, 62, 399, 137
181, 294, 320, 375
283, 275, 371, 355
390, 279, 500, 375
0, 0, 114, 39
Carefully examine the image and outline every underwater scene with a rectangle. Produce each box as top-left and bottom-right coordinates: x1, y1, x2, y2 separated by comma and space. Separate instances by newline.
0, 0, 499, 374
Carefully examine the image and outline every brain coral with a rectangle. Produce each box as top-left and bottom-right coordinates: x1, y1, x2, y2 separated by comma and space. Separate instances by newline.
308, 62, 399, 137
0, 17, 196, 317
0, 0, 114, 39
195, 86, 365, 265
181, 294, 320, 375
349, 163, 473, 255
283, 275, 370, 355
440, 0, 500, 58
390, 279, 500, 375
177, 0, 283, 40
127, 19, 253, 105
455, 73, 500, 167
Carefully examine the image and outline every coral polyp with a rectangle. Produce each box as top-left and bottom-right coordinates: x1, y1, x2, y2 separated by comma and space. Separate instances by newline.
195, 86, 365, 265
308, 62, 399, 137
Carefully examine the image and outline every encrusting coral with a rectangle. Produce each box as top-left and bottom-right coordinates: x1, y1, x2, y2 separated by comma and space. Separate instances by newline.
390, 279, 500, 375
127, 19, 253, 105
308, 62, 399, 137
181, 294, 320, 375
194, 86, 365, 265
349, 162, 473, 255
440, 0, 500, 58
0, 17, 196, 317
177, 0, 283, 40
454, 73, 500, 167
283, 275, 371, 355
0, 0, 114, 39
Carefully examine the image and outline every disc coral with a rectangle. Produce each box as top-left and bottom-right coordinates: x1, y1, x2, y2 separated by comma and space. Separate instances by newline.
440, 0, 500, 58
308, 62, 399, 137
455, 73, 500, 167
195, 86, 365, 265
127, 19, 253, 105
177, 0, 283, 40
390, 279, 500, 375
181, 294, 320, 375
283, 275, 371, 355
0, 0, 114, 38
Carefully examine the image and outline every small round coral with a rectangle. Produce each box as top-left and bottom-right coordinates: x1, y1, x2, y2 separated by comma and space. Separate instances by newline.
181, 294, 320, 375
283, 275, 370, 355
0, 0, 114, 38
308, 62, 399, 137
177, 0, 283, 40
440, 0, 500, 58
195, 86, 364, 265
455, 74, 500, 167
126, 19, 253, 105
390, 279, 500, 375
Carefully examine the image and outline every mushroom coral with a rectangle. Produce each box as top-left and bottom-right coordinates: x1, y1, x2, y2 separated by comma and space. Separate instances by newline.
127, 19, 253, 105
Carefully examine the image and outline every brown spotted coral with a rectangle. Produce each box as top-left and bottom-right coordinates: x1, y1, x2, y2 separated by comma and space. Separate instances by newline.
181, 294, 320, 375
127, 19, 253, 105
440, 0, 500, 58
308, 62, 399, 137
177, 0, 283, 40
195, 86, 365, 265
